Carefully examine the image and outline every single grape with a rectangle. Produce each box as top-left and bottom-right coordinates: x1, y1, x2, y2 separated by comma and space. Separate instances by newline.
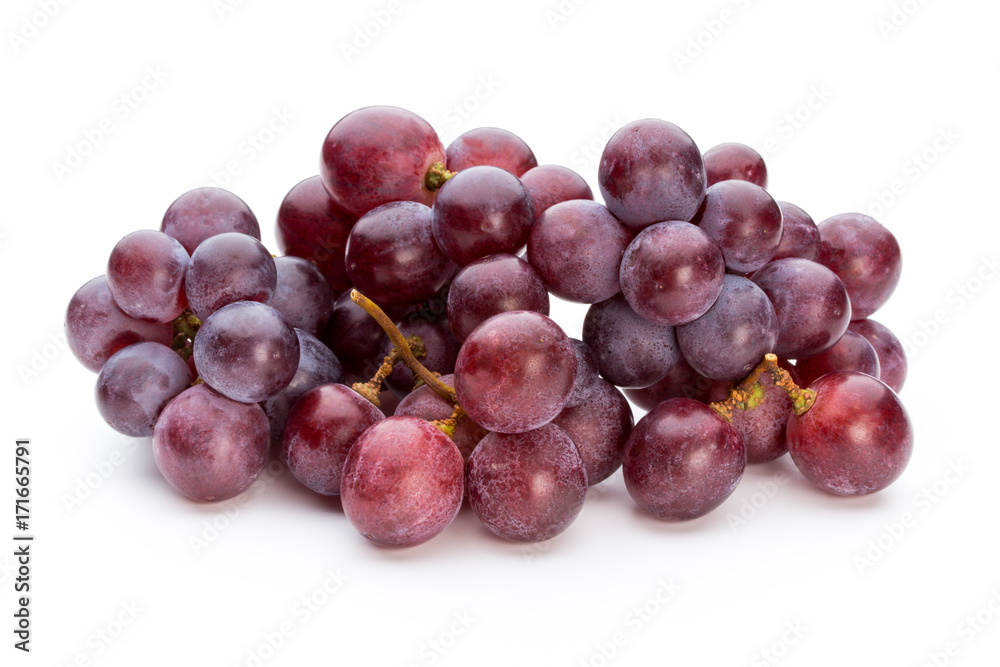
787, 371, 913, 495
340, 416, 464, 548
582, 293, 680, 389
322, 290, 388, 380
95, 342, 192, 436
619, 220, 725, 325
161, 187, 260, 254
848, 318, 908, 393
282, 383, 384, 495
395, 374, 488, 460
445, 127, 537, 176
772, 202, 820, 261
466, 424, 587, 542
729, 359, 799, 464
194, 301, 299, 404
275, 175, 356, 295
676, 275, 778, 381
455, 311, 576, 434
320, 106, 445, 217
694, 180, 783, 274
264, 329, 344, 446
152, 384, 269, 501
623, 398, 745, 520
527, 199, 633, 304
817, 213, 902, 320
751, 258, 852, 360
106, 230, 190, 323
623, 358, 719, 410
796, 330, 880, 387
519, 164, 594, 219
269, 256, 334, 336
598, 119, 706, 231
66, 276, 173, 372
565, 339, 600, 408
346, 201, 454, 307
446, 253, 549, 341
185, 232, 276, 320
553, 379, 634, 485
431, 166, 535, 266
703, 142, 768, 188
380, 315, 461, 398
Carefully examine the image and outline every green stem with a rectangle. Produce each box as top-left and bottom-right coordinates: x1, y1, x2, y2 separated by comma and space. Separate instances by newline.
710, 353, 817, 423
424, 162, 456, 191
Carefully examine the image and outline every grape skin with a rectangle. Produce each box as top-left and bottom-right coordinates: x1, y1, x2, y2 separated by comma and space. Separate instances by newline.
152, 384, 269, 502
519, 164, 594, 219
106, 230, 190, 323
322, 290, 389, 381
848, 318, 907, 393
527, 200, 633, 304
623, 398, 745, 521
796, 330, 880, 387
817, 213, 902, 320
466, 424, 587, 542
395, 374, 488, 461
787, 371, 913, 496
185, 232, 277, 320
95, 342, 192, 437
446, 253, 550, 342
773, 202, 820, 261
269, 256, 334, 336
694, 180, 783, 274
282, 383, 384, 495
582, 293, 680, 389
194, 301, 300, 404
66, 276, 173, 373
275, 175, 356, 295
445, 127, 537, 177
564, 339, 600, 408
161, 187, 260, 255
623, 358, 719, 410
553, 379, 634, 485
703, 142, 768, 188
455, 311, 576, 434
340, 416, 464, 548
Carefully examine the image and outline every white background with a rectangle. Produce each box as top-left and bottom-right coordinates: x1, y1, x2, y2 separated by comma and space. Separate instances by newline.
2, 0, 999, 665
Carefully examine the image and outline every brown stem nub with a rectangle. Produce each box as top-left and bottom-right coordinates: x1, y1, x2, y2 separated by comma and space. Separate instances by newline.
424, 162, 456, 191
709, 353, 817, 423
430, 404, 466, 438
351, 335, 428, 406
349, 290, 458, 404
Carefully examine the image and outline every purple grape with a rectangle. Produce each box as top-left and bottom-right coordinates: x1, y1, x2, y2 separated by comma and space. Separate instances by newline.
455, 311, 576, 434
598, 119, 706, 232
623, 358, 718, 410
322, 290, 387, 380
268, 256, 334, 336
676, 275, 778, 381
703, 142, 768, 188
751, 258, 852, 360
623, 398, 745, 521
66, 276, 173, 373
787, 371, 913, 496
565, 339, 600, 408
519, 164, 594, 219
446, 253, 549, 341
275, 175, 356, 295
106, 230, 190, 323
796, 330, 880, 387
340, 416, 464, 548
194, 301, 300, 403
431, 166, 535, 266
395, 374, 488, 461
527, 200, 633, 304
445, 127, 537, 176
730, 359, 799, 464
152, 384, 269, 501
773, 202, 820, 261
185, 232, 276, 320
694, 180, 783, 274
320, 106, 445, 218
95, 342, 192, 436
282, 383, 384, 495
619, 220, 724, 326
264, 329, 344, 445
466, 424, 587, 542
817, 213, 902, 320
553, 379, 633, 485
346, 201, 454, 307
161, 187, 260, 254
380, 315, 461, 398
848, 318, 907, 393
582, 293, 680, 389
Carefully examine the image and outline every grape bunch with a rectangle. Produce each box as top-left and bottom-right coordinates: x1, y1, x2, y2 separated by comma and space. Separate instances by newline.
66, 105, 913, 548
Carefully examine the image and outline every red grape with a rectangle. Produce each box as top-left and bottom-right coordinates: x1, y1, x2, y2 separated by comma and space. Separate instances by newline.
446, 253, 549, 342
161, 187, 259, 254
729, 359, 799, 464
185, 232, 276, 320
796, 330, 880, 387
849, 318, 907, 393
445, 127, 537, 176
565, 339, 600, 408
269, 256, 334, 336
773, 201, 820, 261
553, 379, 633, 485
817, 213, 902, 320
703, 142, 768, 188
107, 230, 190, 323
694, 180, 783, 274
519, 164, 593, 219
623, 358, 718, 410
394, 374, 488, 461
95, 342, 192, 437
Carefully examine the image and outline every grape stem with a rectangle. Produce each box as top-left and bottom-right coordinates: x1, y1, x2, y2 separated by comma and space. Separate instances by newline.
171, 310, 202, 360
430, 404, 466, 439
710, 353, 817, 423
424, 162, 455, 191
351, 335, 427, 406
350, 290, 459, 405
